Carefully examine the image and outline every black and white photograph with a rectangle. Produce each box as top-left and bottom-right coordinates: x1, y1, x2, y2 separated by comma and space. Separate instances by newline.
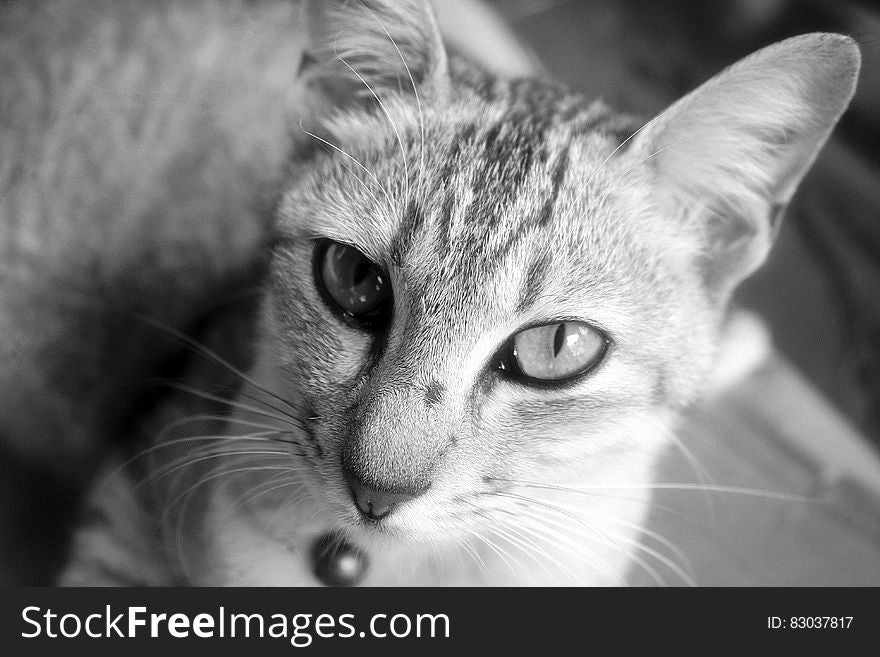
1, 0, 878, 640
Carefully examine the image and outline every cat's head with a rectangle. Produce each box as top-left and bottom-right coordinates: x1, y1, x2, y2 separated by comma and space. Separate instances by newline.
240, 0, 859, 575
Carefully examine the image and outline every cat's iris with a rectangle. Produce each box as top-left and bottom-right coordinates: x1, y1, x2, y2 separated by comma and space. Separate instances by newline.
499, 322, 608, 384
315, 241, 391, 328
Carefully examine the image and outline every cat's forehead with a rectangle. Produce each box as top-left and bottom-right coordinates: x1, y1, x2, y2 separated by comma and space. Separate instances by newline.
284, 77, 683, 326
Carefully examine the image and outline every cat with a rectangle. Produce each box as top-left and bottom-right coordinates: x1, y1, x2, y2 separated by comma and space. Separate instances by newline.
5, 0, 859, 586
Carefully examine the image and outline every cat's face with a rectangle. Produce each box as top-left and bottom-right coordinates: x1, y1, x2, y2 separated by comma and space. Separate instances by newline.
265, 85, 716, 547
185, 1, 858, 584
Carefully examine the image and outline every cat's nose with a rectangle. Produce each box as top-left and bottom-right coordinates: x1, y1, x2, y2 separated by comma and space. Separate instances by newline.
342, 464, 428, 522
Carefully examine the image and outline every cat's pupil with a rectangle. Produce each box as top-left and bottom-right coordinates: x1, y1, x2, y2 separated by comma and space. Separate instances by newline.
504, 321, 608, 384
317, 241, 391, 325
553, 323, 566, 358
352, 261, 371, 286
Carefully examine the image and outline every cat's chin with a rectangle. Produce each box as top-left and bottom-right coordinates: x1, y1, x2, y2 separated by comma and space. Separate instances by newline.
196, 499, 648, 586
190, 451, 665, 586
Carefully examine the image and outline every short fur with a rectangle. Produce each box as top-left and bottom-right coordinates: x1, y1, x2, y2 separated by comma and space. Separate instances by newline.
5, 1, 859, 585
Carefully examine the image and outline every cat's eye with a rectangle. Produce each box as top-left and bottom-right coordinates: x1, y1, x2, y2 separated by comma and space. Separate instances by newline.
498, 321, 608, 384
315, 241, 391, 327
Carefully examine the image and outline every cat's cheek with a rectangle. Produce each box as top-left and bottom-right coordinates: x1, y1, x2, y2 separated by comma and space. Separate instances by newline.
264, 315, 373, 422
477, 391, 672, 488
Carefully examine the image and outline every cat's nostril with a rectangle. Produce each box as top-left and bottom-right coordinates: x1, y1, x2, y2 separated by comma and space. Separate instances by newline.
342, 464, 427, 522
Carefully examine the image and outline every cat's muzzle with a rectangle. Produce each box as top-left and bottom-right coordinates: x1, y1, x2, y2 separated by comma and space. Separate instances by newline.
342, 461, 429, 522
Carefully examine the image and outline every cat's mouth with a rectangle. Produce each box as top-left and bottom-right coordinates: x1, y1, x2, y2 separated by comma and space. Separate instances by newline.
338, 489, 410, 535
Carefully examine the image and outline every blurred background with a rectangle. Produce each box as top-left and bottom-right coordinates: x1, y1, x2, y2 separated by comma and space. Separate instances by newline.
2, 0, 878, 586
489, 0, 880, 448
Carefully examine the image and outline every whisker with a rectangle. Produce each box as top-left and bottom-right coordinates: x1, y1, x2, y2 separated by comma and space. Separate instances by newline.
161, 381, 307, 432
139, 445, 298, 491
129, 313, 302, 418
340, 160, 395, 216
487, 477, 810, 504
491, 505, 625, 585
470, 508, 562, 583
157, 413, 300, 437
513, 502, 694, 586
297, 122, 396, 214
492, 489, 682, 585
452, 533, 489, 579
506, 493, 665, 585
224, 473, 310, 519
159, 464, 297, 524
233, 388, 312, 433
631, 415, 721, 524
494, 491, 637, 584
143, 415, 306, 464
507, 520, 593, 584
103, 428, 303, 493
594, 135, 698, 209
166, 458, 303, 581
334, 46, 410, 204
469, 529, 522, 580
584, 113, 658, 187
584, 94, 702, 189
362, 2, 427, 201
482, 476, 683, 522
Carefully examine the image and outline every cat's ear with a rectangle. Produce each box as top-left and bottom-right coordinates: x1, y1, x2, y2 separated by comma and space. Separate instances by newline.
632, 33, 860, 296
298, 0, 449, 115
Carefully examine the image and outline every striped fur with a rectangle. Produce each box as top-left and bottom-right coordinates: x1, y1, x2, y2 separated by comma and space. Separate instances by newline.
52, 1, 860, 585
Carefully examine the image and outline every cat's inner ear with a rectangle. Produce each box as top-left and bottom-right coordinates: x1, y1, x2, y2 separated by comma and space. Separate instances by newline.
298, 0, 449, 116
631, 33, 860, 296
